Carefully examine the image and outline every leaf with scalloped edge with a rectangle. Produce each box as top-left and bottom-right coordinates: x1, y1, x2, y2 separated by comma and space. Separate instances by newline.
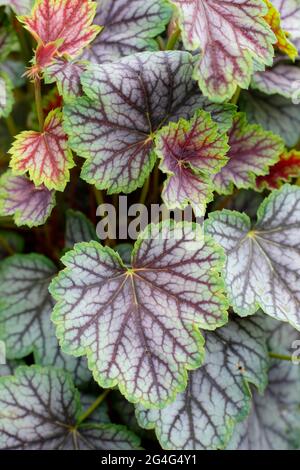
256, 150, 300, 190
155, 110, 229, 216
44, 58, 86, 101
212, 113, 284, 195
0, 254, 91, 387
82, 0, 172, 64
0, 360, 24, 378
0, 73, 14, 119
251, 64, 300, 99
263, 0, 297, 60
20, 0, 101, 72
227, 316, 300, 450
240, 90, 300, 147
0, 0, 34, 15
272, 0, 300, 53
0, 366, 141, 450
65, 209, 97, 249
64, 51, 234, 194
50, 221, 228, 408
0, 25, 18, 62
136, 315, 269, 450
0, 171, 55, 227
9, 109, 74, 192
206, 184, 300, 330
170, 0, 276, 102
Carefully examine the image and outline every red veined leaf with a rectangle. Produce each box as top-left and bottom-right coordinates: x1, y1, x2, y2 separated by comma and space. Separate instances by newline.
256, 150, 300, 190
9, 108, 74, 192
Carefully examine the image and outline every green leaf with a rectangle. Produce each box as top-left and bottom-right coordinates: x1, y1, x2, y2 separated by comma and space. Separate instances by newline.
136, 315, 269, 450
0, 366, 141, 449
50, 221, 228, 408
0, 254, 91, 387
65, 210, 97, 249
0, 72, 14, 119
206, 184, 300, 330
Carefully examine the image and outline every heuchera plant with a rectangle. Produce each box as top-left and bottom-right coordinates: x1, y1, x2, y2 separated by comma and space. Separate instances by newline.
0, 0, 299, 451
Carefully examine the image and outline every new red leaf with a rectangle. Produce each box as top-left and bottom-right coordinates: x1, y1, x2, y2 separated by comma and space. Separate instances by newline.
256, 150, 300, 190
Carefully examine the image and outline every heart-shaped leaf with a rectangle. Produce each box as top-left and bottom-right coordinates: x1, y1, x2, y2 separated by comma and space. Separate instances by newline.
0, 0, 34, 15
65, 209, 97, 249
206, 184, 300, 330
240, 90, 300, 147
272, 0, 300, 52
227, 317, 300, 450
251, 64, 300, 99
0, 254, 91, 387
212, 113, 284, 194
50, 221, 228, 408
0, 73, 14, 119
9, 109, 74, 192
44, 59, 86, 101
0, 366, 141, 449
136, 315, 269, 450
170, 0, 275, 102
256, 150, 300, 190
64, 51, 234, 194
20, 0, 101, 70
155, 110, 229, 215
82, 0, 172, 63
0, 171, 55, 227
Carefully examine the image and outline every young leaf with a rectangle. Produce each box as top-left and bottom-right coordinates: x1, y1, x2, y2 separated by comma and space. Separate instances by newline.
0, 0, 34, 15
0, 254, 91, 387
44, 58, 86, 101
65, 209, 97, 249
136, 315, 269, 450
65, 51, 233, 194
170, 0, 275, 102
227, 317, 300, 450
263, 0, 298, 60
212, 113, 284, 195
0, 171, 55, 227
206, 184, 300, 330
83, 0, 172, 63
20, 0, 101, 69
251, 64, 300, 99
0, 366, 141, 449
0, 73, 14, 119
272, 0, 300, 52
50, 221, 228, 408
9, 109, 74, 192
155, 110, 229, 215
240, 90, 300, 148
256, 150, 300, 190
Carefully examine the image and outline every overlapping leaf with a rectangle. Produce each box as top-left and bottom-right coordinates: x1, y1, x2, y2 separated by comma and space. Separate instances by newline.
0, 254, 91, 387
82, 0, 172, 63
0, 73, 14, 119
0, 25, 18, 62
206, 184, 300, 330
251, 64, 300, 99
20, 0, 101, 71
136, 316, 269, 450
50, 221, 228, 408
65, 209, 97, 249
263, 0, 297, 59
240, 90, 300, 147
0, 0, 34, 15
155, 110, 229, 215
65, 51, 235, 194
272, 0, 300, 52
170, 0, 275, 102
212, 113, 284, 194
227, 317, 300, 450
44, 59, 86, 101
9, 109, 74, 192
256, 150, 300, 190
0, 171, 55, 227
0, 366, 141, 449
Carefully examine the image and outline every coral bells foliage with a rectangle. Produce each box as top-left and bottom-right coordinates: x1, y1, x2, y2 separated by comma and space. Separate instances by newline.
0, 0, 300, 452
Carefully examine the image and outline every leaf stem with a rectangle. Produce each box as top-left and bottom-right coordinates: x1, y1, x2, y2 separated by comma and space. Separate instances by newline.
94, 187, 105, 206
166, 27, 181, 50
34, 77, 44, 131
269, 352, 300, 362
230, 86, 241, 105
0, 236, 14, 255
139, 177, 150, 205
76, 389, 110, 426
5, 115, 17, 137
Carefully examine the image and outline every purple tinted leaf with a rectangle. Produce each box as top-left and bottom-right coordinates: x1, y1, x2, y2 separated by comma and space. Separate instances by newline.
50, 221, 228, 408
44, 58, 86, 101
82, 0, 172, 63
171, 0, 276, 102
0, 171, 55, 227
156, 110, 229, 215
212, 113, 284, 194
252, 64, 300, 99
